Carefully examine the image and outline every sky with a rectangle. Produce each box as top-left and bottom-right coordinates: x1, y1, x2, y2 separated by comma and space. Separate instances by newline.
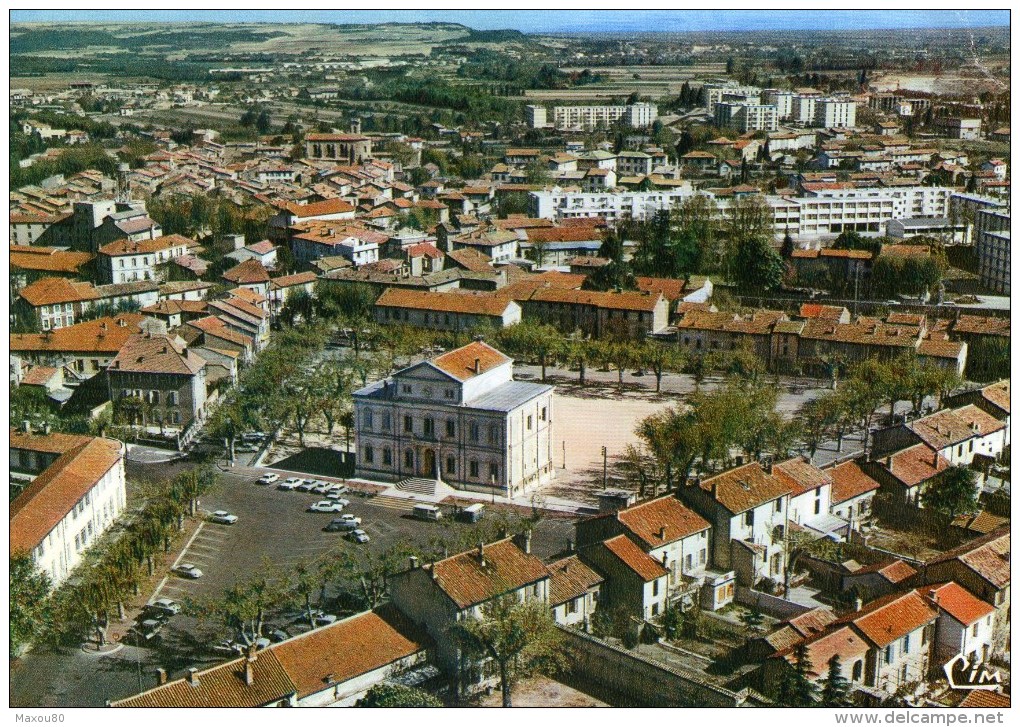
9, 10, 1011, 33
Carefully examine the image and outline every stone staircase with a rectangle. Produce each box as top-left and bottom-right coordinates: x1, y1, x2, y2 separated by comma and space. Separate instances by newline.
396, 477, 438, 496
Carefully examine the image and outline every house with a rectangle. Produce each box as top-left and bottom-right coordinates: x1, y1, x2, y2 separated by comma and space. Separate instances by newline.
519, 225, 604, 267
404, 242, 444, 276
920, 582, 995, 671
10, 314, 150, 385
826, 460, 880, 526
207, 297, 270, 350
268, 272, 317, 319
841, 590, 938, 694
773, 456, 843, 538
944, 380, 1009, 448
14, 277, 99, 331
865, 443, 950, 507
225, 240, 278, 269
375, 289, 521, 332
920, 528, 1009, 656
579, 534, 669, 620
442, 226, 519, 264
574, 494, 726, 611
387, 536, 549, 693
678, 461, 793, 587
107, 333, 208, 430
291, 225, 385, 268
353, 341, 554, 497
222, 259, 271, 298
515, 288, 670, 340
185, 317, 255, 365
764, 624, 871, 693
10, 428, 126, 587
9, 246, 93, 287
871, 405, 1007, 468
841, 559, 918, 602
546, 555, 603, 628
97, 234, 194, 284
268, 199, 357, 243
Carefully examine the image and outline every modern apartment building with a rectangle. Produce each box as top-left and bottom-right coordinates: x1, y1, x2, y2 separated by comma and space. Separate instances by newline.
975, 207, 1010, 294
813, 98, 857, 128
524, 104, 548, 129
714, 102, 779, 133
551, 103, 658, 131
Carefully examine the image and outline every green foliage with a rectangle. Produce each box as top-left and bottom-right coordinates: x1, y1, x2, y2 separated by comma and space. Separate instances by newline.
922, 466, 979, 517
356, 683, 442, 707
10, 552, 52, 657
315, 280, 378, 321
739, 603, 765, 632
11, 143, 118, 189
965, 337, 1010, 383
820, 655, 852, 706
776, 642, 819, 707
454, 595, 564, 707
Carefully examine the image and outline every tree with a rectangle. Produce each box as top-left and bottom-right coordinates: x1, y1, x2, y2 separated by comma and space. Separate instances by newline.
820, 655, 852, 706
10, 552, 51, 657
777, 642, 818, 707
637, 341, 685, 393
740, 602, 765, 633
198, 570, 288, 650
356, 683, 442, 707
921, 466, 979, 517
454, 594, 564, 707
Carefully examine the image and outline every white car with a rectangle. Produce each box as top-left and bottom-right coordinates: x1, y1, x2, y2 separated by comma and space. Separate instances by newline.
337, 514, 361, 525
146, 598, 181, 616
308, 500, 344, 513
209, 510, 238, 525
257, 473, 279, 485
325, 494, 351, 507
311, 482, 333, 495
173, 563, 203, 579
350, 529, 370, 544
277, 477, 302, 491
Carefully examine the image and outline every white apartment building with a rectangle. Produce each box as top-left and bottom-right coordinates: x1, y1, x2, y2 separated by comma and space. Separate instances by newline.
552, 103, 658, 130
703, 83, 761, 111
97, 234, 192, 284
10, 430, 127, 587
975, 207, 1010, 294
530, 186, 696, 224
791, 95, 818, 125
714, 102, 779, 133
814, 98, 857, 129
763, 89, 795, 119
525, 104, 548, 129
353, 341, 555, 497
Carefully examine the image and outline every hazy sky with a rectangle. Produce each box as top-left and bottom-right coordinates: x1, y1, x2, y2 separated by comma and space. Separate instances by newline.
9, 10, 1010, 33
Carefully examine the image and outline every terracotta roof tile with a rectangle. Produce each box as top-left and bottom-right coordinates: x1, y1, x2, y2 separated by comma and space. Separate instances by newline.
827, 460, 881, 504
425, 538, 550, 609
852, 559, 917, 584
20, 366, 60, 386
773, 457, 833, 497
270, 605, 427, 699
547, 555, 603, 606
18, 277, 99, 306
110, 651, 295, 708
634, 276, 686, 302
109, 334, 205, 376
785, 606, 837, 637
10, 246, 93, 274
928, 529, 1010, 590
188, 316, 253, 347
223, 259, 270, 284
699, 462, 794, 514
960, 691, 1011, 708
376, 288, 514, 317
10, 433, 122, 554
774, 626, 870, 679
405, 242, 444, 259
909, 406, 1003, 450
951, 315, 1010, 339
614, 495, 710, 548
846, 590, 937, 648
878, 443, 950, 487
98, 234, 195, 257
920, 582, 995, 626
978, 380, 1010, 414
10, 315, 146, 355
270, 271, 317, 289
430, 341, 511, 381
951, 510, 1009, 536
600, 534, 669, 582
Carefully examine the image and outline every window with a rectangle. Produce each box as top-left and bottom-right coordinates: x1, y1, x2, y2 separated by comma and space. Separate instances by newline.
652, 579, 660, 597
446, 456, 455, 474
775, 498, 783, 513
469, 461, 479, 478
362, 410, 374, 429
958, 445, 963, 457
403, 415, 413, 433
401, 384, 411, 394
567, 597, 579, 615
884, 645, 893, 664
364, 446, 374, 463
489, 462, 498, 481
744, 511, 754, 527
814, 499, 821, 515
404, 450, 414, 468
699, 548, 707, 565
469, 422, 480, 442
540, 406, 547, 422
446, 420, 455, 437
382, 448, 392, 466
902, 634, 910, 654
651, 602, 659, 616
423, 417, 435, 437
972, 623, 979, 637
685, 554, 693, 571
526, 415, 533, 431
381, 412, 391, 431
852, 660, 863, 682
488, 425, 498, 445
445, 388, 455, 399
969, 440, 974, 453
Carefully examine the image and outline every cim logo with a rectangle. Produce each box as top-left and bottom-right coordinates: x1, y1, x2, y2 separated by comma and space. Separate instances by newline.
943, 653, 1003, 691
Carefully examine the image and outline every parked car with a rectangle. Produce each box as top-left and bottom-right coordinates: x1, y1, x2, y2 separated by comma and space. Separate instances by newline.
131, 619, 165, 642
173, 563, 203, 579
349, 529, 370, 544
257, 473, 280, 485
242, 432, 267, 443
325, 495, 351, 507
308, 500, 344, 513
324, 517, 360, 532
210, 639, 241, 656
267, 628, 290, 643
296, 480, 317, 492
208, 510, 238, 525
312, 482, 333, 495
145, 598, 181, 617
298, 610, 338, 627
277, 478, 302, 491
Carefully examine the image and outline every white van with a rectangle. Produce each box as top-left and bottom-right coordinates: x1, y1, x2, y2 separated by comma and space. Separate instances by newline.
412, 504, 443, 521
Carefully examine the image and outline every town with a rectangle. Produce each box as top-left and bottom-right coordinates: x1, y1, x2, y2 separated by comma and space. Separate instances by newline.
8, 11, 1011, 711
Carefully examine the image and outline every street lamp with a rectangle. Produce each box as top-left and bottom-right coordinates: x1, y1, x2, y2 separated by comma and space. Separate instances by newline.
601, 446, 608, 488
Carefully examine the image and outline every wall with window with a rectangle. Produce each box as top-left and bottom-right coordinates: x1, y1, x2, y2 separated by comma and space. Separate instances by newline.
872, 623, 934, 694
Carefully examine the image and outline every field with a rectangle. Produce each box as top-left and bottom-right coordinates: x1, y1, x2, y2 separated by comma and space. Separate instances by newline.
522, 63, 726, 102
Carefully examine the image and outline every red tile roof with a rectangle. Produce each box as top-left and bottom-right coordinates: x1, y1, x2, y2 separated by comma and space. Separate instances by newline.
18, 277, 99, 306
98, 234, 195, 256
425, 538, 550, 609
960, 691, 1011, 708
879, 443, 950, 487
799, 303, 849, 321
920, 582, 995, 626
634, 276, 686, 303
109, 334, 205, 376
547, 555, 604, 606
223, 259, 270, 284
699, 462, 794, 514
10, 433, 122, 554
978, 380, 1010, 414
601, 534, 669, 582
406, 242, 444, 259
773, 456, 832, 497
827, 460, 881, 504
377, 288, 515, 317
270, 605, 427, 699
10, 246, 93, 274
847, 590, 937, 648
431, 341, 511, 381
270, 271, 317, 289
10, 314, 146, 355
927, 528, 1010, 590
614, 495, 711, 548
20, 365, 60, 386
852, 559, 917, 584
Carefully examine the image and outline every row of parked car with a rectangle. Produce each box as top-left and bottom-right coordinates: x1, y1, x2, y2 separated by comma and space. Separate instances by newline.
256, 473, 371, 543
128, 598, 182, 644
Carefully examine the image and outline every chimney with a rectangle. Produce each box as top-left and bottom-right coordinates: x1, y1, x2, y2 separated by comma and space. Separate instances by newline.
186, 668, 199, 687
474, 357, 481, 374
43, 422, 51, 435
854, 596, 863, 612
659, 526, 668, 540
244, 652, 257, 685
932, 449, 940, 468
409, 555, 419, 569
476, 542, 486, 567
21, 420, 31, 434
155, 668, 168, 686
567, 538, 575, 553
885, 456, 892, 468
515, 529, 533, 554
